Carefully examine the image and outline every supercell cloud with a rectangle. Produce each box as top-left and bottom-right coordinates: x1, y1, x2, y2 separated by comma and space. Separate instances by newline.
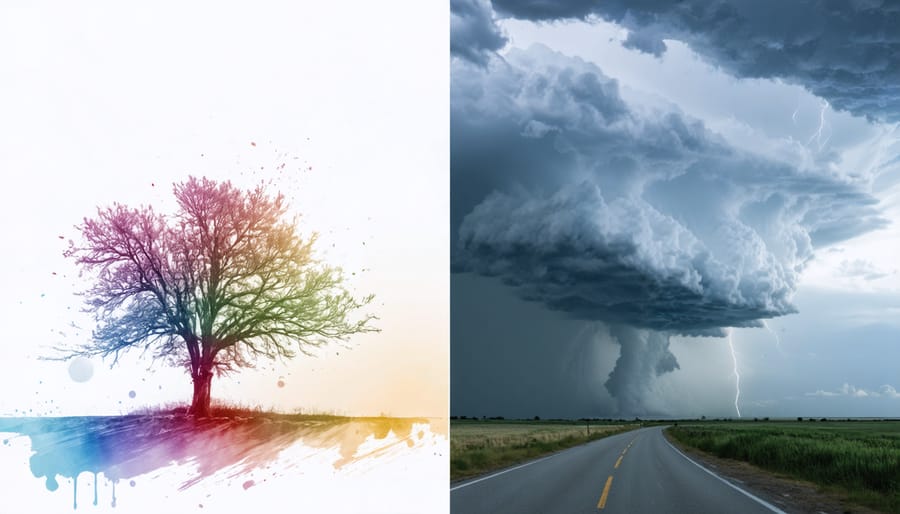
450, 4, 893, 414
453, 46, 884, 333
450, 0, 507, 66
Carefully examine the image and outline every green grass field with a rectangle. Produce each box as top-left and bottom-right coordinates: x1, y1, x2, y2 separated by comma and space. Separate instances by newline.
667, 421, 900, 513
451, 419, 635, 481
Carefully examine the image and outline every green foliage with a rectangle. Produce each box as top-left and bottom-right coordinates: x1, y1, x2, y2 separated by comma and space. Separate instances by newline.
668, 421, 900, 513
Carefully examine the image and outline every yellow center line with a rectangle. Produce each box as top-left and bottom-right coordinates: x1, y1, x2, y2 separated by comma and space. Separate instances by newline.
597, 475, 613, 509
598, 436, 639, 509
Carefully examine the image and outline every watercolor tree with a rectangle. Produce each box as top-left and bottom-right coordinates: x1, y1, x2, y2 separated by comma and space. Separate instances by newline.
62, 176, 376, 416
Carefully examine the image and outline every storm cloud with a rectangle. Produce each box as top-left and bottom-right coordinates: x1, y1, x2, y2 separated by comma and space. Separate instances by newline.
485, 0, 900, 122
453, 46, 885, 332
450, 0, 507, 66
451, 42, 887, 414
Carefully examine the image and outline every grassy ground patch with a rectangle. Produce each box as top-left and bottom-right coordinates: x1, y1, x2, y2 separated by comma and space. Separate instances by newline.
451, 420, 635, 481
128, 401, 352, 421
668, 421, 900, 513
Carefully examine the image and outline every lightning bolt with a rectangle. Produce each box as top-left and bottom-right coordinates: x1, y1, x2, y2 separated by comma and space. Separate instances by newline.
807, 99, 831, 150
727, 329, 741, 418
762, 320, 784, 355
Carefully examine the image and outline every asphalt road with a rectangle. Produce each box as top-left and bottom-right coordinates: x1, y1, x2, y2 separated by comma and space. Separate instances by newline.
450, 426, 786, 514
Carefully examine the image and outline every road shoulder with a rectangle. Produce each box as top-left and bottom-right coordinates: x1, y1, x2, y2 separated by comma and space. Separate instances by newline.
662, 428, 883, 514
451, 423, 639, 484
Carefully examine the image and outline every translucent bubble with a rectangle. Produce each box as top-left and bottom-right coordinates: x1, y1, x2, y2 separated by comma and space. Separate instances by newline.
68, 357, 94, 383
128, 390, 136, 399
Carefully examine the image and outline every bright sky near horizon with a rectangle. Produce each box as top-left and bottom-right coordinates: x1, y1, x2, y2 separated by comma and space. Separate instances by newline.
0, 2, 447, 418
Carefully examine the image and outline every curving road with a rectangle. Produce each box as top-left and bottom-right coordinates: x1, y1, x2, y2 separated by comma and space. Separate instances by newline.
450, 426, 786, 514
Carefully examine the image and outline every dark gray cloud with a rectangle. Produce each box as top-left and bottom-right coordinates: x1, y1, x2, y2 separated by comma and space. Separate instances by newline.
622, 28, 667, 57
458, 184, 791, 333
451, 44, 888, 414
490, 0, 900, 121
450, 0, 507, 65
491, 0, 595, 20
452, 45, 885, 333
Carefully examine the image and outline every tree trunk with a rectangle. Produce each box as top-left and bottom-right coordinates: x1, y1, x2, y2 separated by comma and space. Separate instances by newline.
188, 369, 213, 417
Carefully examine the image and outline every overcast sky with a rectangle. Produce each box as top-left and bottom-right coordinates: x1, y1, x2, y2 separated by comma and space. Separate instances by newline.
451, 0, 900, 419
0, 2, 447, 419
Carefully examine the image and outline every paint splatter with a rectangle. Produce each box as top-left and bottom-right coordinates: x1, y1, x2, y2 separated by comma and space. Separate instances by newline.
68, 357, 94, 383
242, 480, 255, 490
